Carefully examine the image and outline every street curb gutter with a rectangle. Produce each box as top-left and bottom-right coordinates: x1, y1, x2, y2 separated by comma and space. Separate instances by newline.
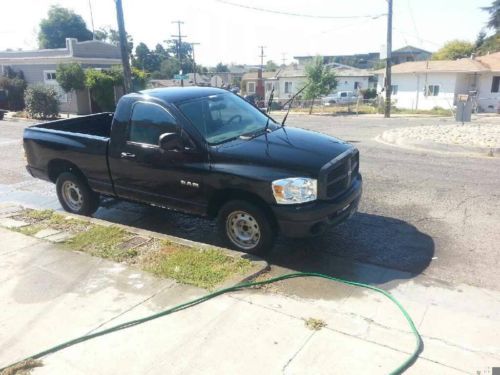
0, 203, 269, 288
376, 132, 499, 157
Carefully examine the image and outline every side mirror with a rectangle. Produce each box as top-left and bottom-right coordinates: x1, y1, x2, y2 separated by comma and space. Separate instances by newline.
159, 132, 183, 151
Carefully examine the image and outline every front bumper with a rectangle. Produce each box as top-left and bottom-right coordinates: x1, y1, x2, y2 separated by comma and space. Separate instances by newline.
272, 174, 362, 238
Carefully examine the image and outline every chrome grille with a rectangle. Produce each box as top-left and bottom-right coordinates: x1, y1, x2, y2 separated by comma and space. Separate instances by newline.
319, 148, 359, 199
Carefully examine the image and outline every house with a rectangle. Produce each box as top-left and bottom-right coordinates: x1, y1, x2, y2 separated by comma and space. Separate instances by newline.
375, 52, 500, 112
150, 73, 211, 88
0, 38, 122, 114
294, 46, 432, 69
241, 64, 373, 103
392, 46, 432, 64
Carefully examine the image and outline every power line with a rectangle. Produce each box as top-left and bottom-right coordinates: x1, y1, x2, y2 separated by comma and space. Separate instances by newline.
215, 0, 384, 19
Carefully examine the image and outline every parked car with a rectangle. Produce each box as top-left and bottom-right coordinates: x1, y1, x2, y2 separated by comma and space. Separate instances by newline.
23, 87, 362, 254
322, 91, 359, 106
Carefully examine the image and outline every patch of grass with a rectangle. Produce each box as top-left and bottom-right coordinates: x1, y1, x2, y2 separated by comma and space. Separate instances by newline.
392, 106, 453, 116
304, 317, 327, 331
24, 209, 54, 221
65, 225, 133, 261
146, 245, 251, 289
16, 225, 44, 236
0, 359, 43, 375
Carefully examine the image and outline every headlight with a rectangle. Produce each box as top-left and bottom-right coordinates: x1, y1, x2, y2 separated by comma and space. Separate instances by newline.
272, 177, 317, 204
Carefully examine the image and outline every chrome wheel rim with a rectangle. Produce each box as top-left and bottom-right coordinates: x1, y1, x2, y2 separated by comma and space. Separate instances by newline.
226, 211, 260, 250
62, 181, 83, 211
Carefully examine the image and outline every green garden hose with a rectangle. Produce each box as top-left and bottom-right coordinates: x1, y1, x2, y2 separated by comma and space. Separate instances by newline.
0, 272, 422, 375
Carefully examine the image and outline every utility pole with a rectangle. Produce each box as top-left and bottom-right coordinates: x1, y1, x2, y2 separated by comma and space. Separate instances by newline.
384, 0, 393, 118
281, 52, 287, 66
88, 0, 96, 40
171, 21, 186, 87
190, 42, 200, 85
257, 46, 266, 101
259, 45, 266, 69
115, 0, 132, 94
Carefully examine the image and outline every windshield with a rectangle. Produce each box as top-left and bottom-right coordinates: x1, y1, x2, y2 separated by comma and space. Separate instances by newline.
177, 93, 277, 144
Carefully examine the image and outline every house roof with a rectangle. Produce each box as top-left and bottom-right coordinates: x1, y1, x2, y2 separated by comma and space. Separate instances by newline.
374, 57, 493, 74
241, 71, 279, 80
392, 45, 431, 55
242, 63, 372, 80
475, 52, 500, 71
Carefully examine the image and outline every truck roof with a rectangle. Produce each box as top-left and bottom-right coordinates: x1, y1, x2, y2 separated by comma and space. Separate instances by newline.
139, 87, 229, 103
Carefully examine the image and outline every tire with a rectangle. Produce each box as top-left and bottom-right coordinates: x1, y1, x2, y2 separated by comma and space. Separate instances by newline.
56, 172, 100, 216
217, 200, 275, 255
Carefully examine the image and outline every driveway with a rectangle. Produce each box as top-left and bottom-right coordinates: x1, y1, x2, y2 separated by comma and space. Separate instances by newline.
1, 115, 499, 292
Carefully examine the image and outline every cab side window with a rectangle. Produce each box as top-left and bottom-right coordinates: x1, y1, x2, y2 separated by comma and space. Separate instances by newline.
129, 102, 177, 145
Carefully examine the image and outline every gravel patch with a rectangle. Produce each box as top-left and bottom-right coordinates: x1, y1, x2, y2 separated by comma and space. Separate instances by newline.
382, 123, 500, 149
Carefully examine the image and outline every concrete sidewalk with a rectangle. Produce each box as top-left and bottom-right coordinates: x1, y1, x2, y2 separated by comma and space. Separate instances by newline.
1, 228, 499, 374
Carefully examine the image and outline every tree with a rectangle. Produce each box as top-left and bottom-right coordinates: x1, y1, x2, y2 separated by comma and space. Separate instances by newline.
432, 40, 475, 60
265, 60, 278, 72
303, 56, 337, 114
133, 42, 162, 72
482, 0, 500, 31
0, 67, 27, 110
476, 33, 500, 55
215, 62, 229, 72
159, 58, 181, 79
56, 63, 85, 113
84, 69, 119, 112
166, 40, 193, 62
475, 31, 487, 49
38, 6, 93, 49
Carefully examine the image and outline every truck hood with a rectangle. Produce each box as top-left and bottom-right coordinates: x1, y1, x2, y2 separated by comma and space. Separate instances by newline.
211, 126, 353, 177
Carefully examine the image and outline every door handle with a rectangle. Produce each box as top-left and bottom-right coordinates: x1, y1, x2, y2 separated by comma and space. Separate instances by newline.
120, 152, 136, 159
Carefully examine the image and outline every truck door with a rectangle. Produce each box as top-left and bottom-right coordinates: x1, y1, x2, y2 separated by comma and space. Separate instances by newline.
109, 101, 208, 215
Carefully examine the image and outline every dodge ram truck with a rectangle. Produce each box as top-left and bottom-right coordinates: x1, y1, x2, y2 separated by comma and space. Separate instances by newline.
23, 87, 362, 254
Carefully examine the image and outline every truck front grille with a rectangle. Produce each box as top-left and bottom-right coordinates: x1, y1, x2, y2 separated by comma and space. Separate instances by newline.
319, 148, 359, 200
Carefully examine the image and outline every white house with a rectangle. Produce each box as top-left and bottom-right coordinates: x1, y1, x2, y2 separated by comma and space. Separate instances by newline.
240, 63, 373, 102
375, 52, 500, 112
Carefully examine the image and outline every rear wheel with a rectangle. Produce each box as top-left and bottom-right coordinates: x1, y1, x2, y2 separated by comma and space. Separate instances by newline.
218, 200, 275, 255
56, 172, 100, 216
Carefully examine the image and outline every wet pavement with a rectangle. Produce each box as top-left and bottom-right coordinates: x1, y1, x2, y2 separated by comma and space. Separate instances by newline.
1, 115, 499, 292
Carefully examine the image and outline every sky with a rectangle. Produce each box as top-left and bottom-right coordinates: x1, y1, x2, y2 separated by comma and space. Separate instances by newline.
0, 0, 494, 66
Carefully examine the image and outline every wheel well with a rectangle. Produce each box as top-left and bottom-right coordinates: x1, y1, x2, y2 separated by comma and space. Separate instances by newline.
207, 189, 277, 228
47, 159, 87, 183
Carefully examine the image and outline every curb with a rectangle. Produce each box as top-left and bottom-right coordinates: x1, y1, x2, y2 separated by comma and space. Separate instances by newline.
0, 202, 269, 287
377, 132, 499, 157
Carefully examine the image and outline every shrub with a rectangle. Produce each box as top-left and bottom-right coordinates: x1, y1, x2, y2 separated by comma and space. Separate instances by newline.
361, 88, 377, 99
84, 69, 117, 112
24, 85, 59, 119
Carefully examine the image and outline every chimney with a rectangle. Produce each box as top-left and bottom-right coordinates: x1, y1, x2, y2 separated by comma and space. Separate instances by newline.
65, 38, 77, 56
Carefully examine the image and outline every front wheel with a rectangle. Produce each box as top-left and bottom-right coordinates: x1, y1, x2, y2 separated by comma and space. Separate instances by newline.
56, 172, 100, 216
217, 200, 275, 255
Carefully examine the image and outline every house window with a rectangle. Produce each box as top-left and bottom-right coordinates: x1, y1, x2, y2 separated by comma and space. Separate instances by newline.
425, 85, 440, 96
44, 71, 56, 81
284, 81, 293, 94
390, 85, 398, 95
247, 82, 255, 93
354, 82, 361, 90
491, 76, 500, 93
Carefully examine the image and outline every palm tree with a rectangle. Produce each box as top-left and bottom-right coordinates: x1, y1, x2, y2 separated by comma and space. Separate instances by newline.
482, 0, 500, 31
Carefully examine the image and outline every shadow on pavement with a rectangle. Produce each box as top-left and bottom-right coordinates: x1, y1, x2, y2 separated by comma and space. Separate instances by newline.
94, 201, 434, 287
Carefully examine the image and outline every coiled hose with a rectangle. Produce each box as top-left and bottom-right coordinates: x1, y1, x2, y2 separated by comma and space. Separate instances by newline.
0, 272, 422, 374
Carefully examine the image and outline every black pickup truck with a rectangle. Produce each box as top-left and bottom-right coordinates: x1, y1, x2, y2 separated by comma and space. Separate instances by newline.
23, 87, 362, 254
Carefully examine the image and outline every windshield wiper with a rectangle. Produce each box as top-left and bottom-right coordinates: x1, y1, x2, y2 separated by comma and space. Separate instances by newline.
281, 84, 309, 126
239, 128, 269, 140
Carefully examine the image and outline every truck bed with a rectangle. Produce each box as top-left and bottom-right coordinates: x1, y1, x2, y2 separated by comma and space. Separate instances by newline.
33, 112, 114, 137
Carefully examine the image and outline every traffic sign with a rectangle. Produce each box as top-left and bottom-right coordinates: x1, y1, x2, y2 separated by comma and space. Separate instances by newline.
174, 74, 189, 80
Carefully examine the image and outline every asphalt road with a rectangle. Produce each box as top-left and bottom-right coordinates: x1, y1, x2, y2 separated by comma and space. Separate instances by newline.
1, 115, 499, 291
